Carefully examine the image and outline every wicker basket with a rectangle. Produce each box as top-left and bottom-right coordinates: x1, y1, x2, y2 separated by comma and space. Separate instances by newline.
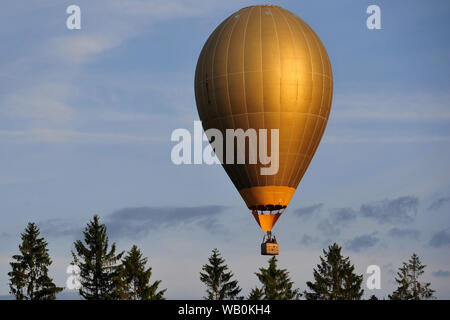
261, 242, 279, 255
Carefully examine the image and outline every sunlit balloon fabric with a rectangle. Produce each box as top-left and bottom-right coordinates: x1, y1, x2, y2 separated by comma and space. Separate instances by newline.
194, 5, 333, 231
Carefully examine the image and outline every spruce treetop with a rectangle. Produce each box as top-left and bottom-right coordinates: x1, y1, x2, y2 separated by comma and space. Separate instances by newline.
9, 222, 63, 300
249, 256, 301, 300
304, 243, 364, 300
200, 248, 242, 300
121, 244, 166, 300
389, 253, 435, 300
72, 215, 124, 300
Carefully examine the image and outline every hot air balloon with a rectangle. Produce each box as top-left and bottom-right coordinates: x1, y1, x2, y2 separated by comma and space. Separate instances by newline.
194, 5, 333, 255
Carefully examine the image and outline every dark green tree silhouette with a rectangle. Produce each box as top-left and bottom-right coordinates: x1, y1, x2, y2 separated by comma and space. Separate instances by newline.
72, 215, 124, 300
200, 248, 242, 300
9, 222, 63, 300
368, 294, 379, 300
121, 245, 166, 300
304, 243, 364, 300
249, 256, 300, 300
389, 253, 434, 300
248, 287, 264, 300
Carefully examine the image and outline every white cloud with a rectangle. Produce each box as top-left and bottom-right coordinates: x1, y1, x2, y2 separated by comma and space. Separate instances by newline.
332, 92, 450, 121
48, 35, 121, 64
2, 83, 74, 125
42, 0, 240, 65
323, 135, 450, 144
0, 128, 165, 144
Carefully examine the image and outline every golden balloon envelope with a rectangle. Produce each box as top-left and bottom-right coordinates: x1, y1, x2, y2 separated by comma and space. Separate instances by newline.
194, 5, 333, 231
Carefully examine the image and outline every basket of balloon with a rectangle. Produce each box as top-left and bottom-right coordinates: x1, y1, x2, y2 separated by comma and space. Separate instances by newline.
261, 242, 279, 255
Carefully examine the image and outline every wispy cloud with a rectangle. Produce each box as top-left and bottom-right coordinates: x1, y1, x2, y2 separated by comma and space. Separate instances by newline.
325, 91, 450, 145
39, 218, 82, 239
323, 135, 450, 144
330, 208, 357, 225
292, 203, 323, 219
429, 228, 450, 248
0, 128, 166, 144
47, 35, 121, 64
360, 196, 419, 224
332, 92, 450, 121
299, 234, 320, 246
106, 205, 228, 239
41, 1, 236, 65
387, 228, 420, 240
323, 196, 423, 228
428, 196, 450, 211
333, 110, 450, 121
317, 219, 340, 237
2, 83, 74, 125
312, 196, 420, 241
432, 270, 450, 278
346, 233, 379, 252
39, 206, 229, 240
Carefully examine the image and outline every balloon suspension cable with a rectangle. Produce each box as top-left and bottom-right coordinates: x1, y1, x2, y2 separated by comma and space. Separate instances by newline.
263, 230, 277, 244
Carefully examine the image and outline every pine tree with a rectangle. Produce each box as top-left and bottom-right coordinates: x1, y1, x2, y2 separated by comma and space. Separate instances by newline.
200, 248, 242, 300
389, 253, 434, 300
249, 256, 301, 300
248, 287, 264, 300
8, 222, 63, 300
121, 245, 166, 300
304, 243, 364, 300
72, 215, 124, 300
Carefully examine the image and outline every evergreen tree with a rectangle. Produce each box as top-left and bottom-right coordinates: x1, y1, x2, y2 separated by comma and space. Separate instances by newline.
121, 245, 166, 300
368, 294, 379, 300
389, 253, 434, 300
304, 243, 363, 300
248, 256, 301, 300
248, 287, 264, 300
72, 215, 124, 300
200, 248, 242, 300
8, 222, 63, 300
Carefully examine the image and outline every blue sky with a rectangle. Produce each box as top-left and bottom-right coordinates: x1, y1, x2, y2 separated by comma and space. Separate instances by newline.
1, 0, 450, 299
